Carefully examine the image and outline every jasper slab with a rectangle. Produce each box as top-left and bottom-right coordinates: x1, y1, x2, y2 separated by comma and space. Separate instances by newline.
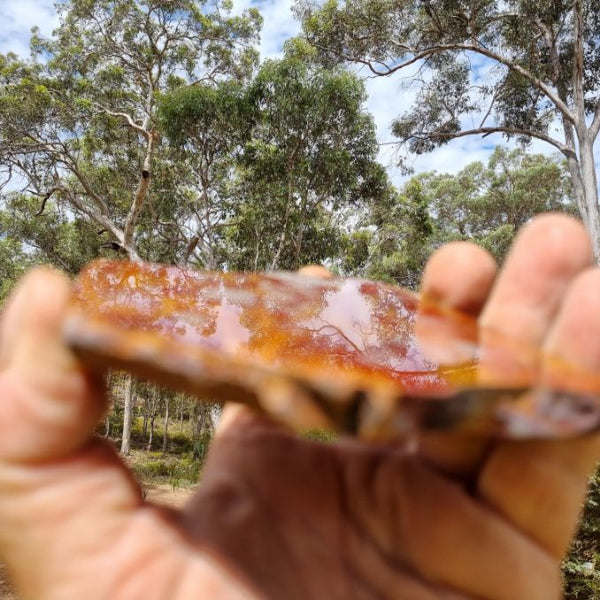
62, 259, 600, 440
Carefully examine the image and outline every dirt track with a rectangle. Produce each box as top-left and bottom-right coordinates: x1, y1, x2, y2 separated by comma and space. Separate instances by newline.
0, 484, 197, 598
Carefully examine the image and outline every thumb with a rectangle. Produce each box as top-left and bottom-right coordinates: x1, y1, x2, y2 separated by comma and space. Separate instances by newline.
0, 268, 105, 462
0, 269, 144, 598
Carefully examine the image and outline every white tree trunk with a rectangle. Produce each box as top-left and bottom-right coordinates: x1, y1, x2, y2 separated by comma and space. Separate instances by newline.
120, 375, 134, 455
162, 396, 170, 452
578, 136, 600, 260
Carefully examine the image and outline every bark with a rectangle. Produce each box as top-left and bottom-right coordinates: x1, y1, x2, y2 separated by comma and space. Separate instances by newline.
578, 136, 600, 259
162, 396, 170, 452
146, 387, 159, 451
334, 2, 600, 257
269, 194, 292, 270
142, 396, 149, 438
123, 131, 155, 250
147, 413, 155, 451
192, 403, 212, 459
120, 375, 134, 455
179, 396, 185, 433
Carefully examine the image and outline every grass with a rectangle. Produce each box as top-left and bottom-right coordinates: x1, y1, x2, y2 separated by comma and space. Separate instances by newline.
127, 450, 201, 489
113, 416, 213, 489
300, 427, 338, 443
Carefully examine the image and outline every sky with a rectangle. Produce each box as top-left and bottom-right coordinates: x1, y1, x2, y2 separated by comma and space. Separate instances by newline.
0, 0, 563, 188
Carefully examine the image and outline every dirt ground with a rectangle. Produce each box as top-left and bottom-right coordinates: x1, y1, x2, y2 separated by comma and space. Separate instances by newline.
143, 482, 197, 509
0, 483, 197, 599
0, 568, 13, 600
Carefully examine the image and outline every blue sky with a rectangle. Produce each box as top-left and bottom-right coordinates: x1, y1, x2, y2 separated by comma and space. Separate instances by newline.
0, 0, 561, 188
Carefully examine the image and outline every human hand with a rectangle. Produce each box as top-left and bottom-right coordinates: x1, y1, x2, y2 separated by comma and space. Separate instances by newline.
0, 213, 597, 599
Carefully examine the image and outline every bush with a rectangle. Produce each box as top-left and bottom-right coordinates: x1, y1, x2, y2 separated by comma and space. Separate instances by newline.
128, 451, 202, 488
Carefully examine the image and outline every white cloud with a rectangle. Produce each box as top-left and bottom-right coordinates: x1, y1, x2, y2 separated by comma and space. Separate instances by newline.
231, 0, 300, 59
0, 0, 58, 56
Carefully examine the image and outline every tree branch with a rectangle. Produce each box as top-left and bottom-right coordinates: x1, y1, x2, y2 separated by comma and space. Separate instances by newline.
408, 125, 576, 159
572, 0, 586, 132
478, 89, 500, 128
32, 186, 63, 216
590, 104, 600, 141
328, 41, 577, 125
123, 130, 156, 250
95, 104, 151, 140
66, 191, 140, 259
17, 133, 112, 216
59, 153, 111, 215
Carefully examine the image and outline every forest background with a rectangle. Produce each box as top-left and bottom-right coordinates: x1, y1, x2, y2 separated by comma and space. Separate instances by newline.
1, 0, 600, 597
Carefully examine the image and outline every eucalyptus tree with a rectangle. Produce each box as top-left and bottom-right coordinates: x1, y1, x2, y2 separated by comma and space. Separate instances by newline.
158, 39, 392, 272
157, 79, 254, 269
297, 0, 600, 257
423, 146, 575, 257
0, 0, 261, 454
364, 147, 575, 287
229, 40, 392, 271
0, 0, 261, 262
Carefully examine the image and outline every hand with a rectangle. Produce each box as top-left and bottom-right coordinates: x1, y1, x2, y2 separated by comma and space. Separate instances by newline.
0, 214, 597, 600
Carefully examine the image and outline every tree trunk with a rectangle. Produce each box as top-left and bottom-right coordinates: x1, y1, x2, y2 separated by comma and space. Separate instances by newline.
578, 136, 600, 260
142, 395, 149, 438
120, 375, 134, 455
269, 177, 294, 270
162, 396, 170, 452
146, 387, 158, 451
560, 117, 600, 261
147, 414, 155, 451
191, 403, 206, 459
179, 396, 185, 433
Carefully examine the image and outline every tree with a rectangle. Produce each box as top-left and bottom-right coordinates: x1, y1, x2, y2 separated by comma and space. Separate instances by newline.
0, 0, 261, 454
362, 147, 575, 286
157, 79, 255, 269
229, 41, 392, 270
0, 0, 261, 262
366, 179, 435, 288
297, 0, 600, 257
0, 194, 108, 272
0, 226, 31, 304
160, 39, 392, 272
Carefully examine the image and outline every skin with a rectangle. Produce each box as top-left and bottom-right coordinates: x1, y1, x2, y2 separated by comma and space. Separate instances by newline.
0, 213, 599, 599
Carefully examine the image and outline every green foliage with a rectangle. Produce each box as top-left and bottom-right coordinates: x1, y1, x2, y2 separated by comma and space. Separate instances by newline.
300, 428, 337, 443
228, 48, 391, 270
0, 0, 262, 266
362, 147, 575, 286
160, 45, 393, 271
366, 179, 435, 288
564, 470, 600, 599
0, 234, 30, 304
339, 230, 371, 274
129, 451, 203, 488
159, 81, 252, 149
0, 195, 109, 274
296, 0, 600, 261
297, 0, 600, 150
156, 80, 254, 268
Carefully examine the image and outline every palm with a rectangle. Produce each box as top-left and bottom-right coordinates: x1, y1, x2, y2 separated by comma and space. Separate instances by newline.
183, 412, 561, 600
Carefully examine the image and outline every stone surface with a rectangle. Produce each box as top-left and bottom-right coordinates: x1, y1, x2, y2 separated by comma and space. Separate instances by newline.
63, 259, 600, 440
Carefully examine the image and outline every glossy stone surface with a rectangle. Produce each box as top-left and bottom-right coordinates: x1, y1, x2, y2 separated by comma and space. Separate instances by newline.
63, 259, 600, 440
